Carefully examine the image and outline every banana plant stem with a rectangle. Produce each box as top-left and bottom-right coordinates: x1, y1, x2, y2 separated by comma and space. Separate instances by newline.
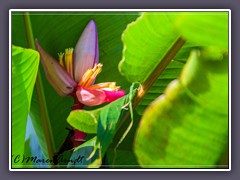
134, 37, 186, 106
120, 37, 186, 129
23, 12, 56, 164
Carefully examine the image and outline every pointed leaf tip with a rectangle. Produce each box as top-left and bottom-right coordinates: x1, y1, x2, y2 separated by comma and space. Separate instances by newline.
35, 41, 77, 96
74, 20, 99, 83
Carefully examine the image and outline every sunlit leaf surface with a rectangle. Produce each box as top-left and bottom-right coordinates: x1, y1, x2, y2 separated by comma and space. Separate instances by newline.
12, 45, 39, 168
119, 12, 180, 83
175, 12, 228, 50
134, 50, 228, 168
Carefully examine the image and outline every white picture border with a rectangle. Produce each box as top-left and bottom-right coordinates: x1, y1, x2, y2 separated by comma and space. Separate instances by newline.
9, 9, 231, 171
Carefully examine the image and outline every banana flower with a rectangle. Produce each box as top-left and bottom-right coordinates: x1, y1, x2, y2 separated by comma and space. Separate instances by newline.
35, 20, 125, 107
35, 20, 125, 148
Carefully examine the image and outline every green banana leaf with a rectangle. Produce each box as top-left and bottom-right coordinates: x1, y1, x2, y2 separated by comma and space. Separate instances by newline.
134, 50, 228, 168
175, 12, 228, 50
119, 12, 181, 83
11, 45, 39, 168
118, 12, 228, 168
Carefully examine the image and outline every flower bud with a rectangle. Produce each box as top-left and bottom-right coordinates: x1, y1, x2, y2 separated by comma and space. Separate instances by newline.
73, 20, 99, 83
35, 39, 77, 96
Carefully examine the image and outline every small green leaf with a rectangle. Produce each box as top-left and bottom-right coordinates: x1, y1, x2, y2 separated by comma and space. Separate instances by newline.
175, 12, 228, 50
67, 109, 100, 134
67, 89, 136, 167
67, 87, 136, 136
96, 90, 136, 156
12, 45, 39, 168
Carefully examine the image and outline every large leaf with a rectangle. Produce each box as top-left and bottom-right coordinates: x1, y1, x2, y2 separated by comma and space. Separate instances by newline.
11, 45, 39, 168
119, 12, 228, 114
12, 12, 140, 164
119, 12, 181, 83
117, 12, 228, 168
175, 12, 228, 50
118, 12, 200, 115
134, 50, 228, 168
